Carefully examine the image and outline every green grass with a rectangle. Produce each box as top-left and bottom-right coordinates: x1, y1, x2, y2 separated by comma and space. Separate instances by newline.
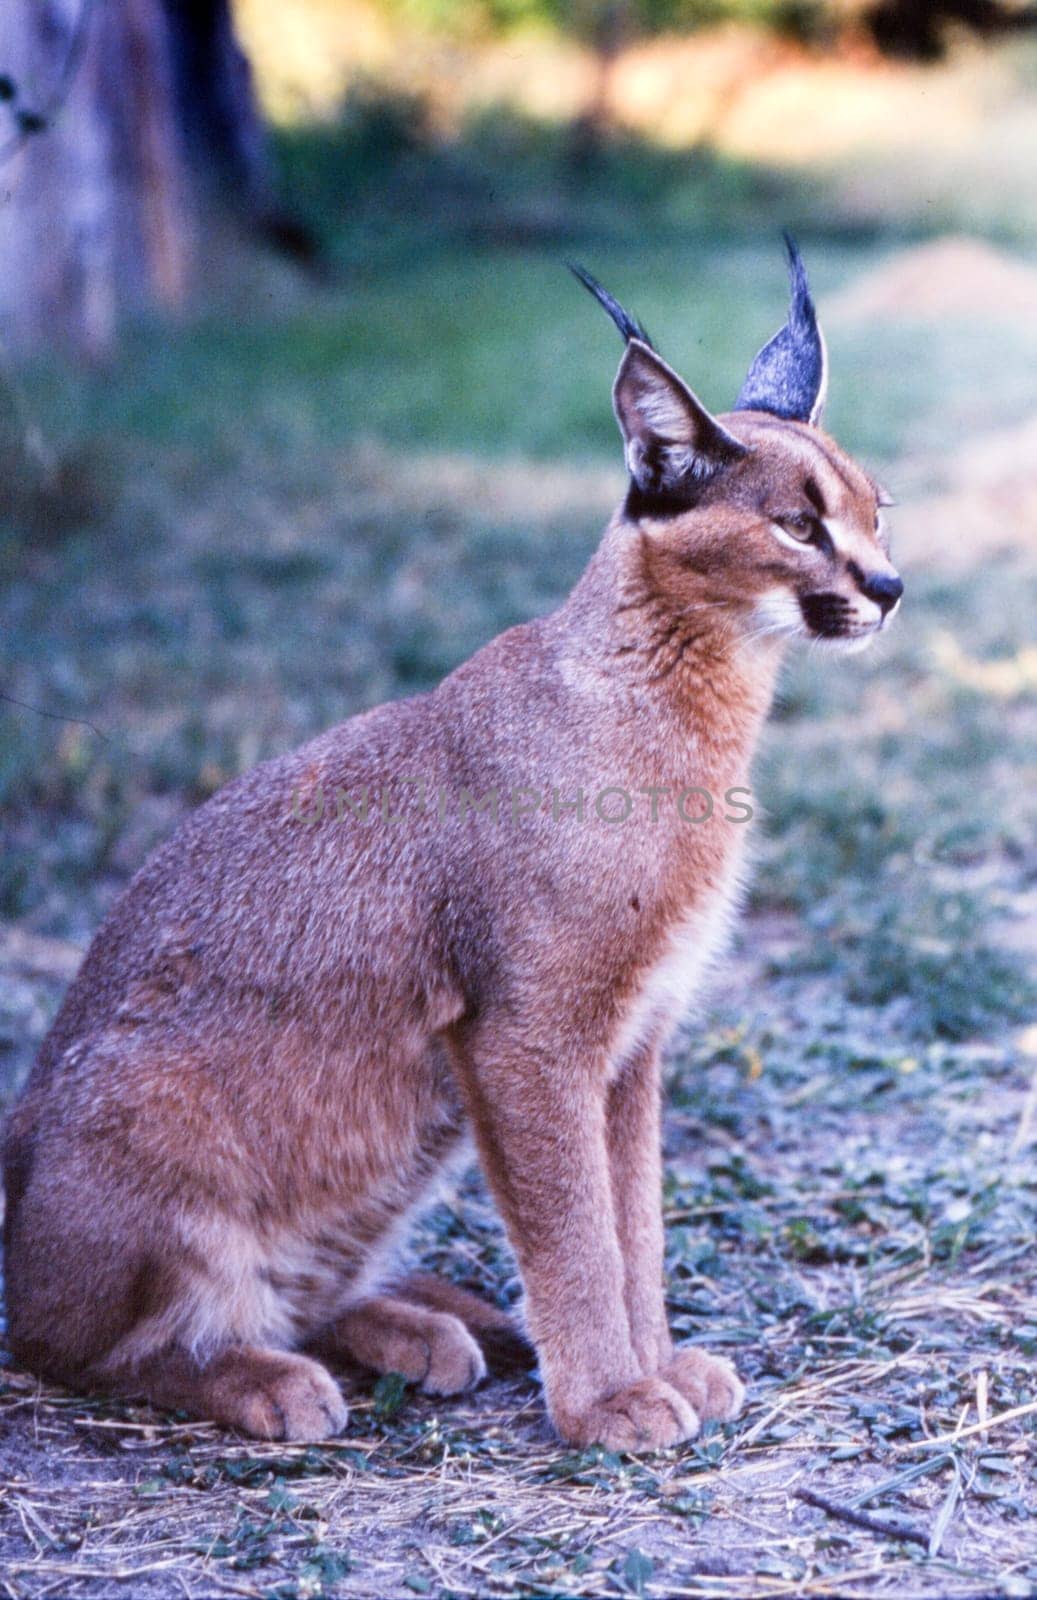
3, 973, 1035, 1596
2, 120, 1036, 1059
22, 243, 1037, 469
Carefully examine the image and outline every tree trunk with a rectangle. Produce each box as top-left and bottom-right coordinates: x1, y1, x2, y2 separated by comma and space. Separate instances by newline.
864, 0, 1037, 59
161, 0, 315, 263
0, 0, 192, 359
0, 0, 286, 360
566, 0, 629, 173
162, 0, 271, 213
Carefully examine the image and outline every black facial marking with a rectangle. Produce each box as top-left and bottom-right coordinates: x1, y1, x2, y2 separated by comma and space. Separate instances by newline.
800, 592, 853, 637
804, 476, 827, 516
806, 516, 835, 558
624, 478, 704, 520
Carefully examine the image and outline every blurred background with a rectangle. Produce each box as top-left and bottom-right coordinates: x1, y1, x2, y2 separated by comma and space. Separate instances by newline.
0, 0, 1035, 1095
2, 15, 1037, 1583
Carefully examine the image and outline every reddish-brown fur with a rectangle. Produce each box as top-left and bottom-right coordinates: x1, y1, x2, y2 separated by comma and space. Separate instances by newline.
3, 333, 899, 1449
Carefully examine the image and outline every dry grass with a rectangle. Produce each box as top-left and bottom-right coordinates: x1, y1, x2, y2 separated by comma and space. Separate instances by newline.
3, 906, 1036, 1599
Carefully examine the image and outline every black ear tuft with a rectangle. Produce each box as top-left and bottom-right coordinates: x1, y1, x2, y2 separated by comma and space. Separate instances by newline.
569, 262, 654, 349
734, 234, 827, 424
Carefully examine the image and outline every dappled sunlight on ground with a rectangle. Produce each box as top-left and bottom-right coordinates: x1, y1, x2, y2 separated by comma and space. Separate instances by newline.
235, 0, 1037, 200
618, 30, 997, 162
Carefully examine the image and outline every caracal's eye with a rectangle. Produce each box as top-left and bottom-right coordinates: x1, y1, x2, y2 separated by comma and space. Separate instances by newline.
775, 512, 818, 544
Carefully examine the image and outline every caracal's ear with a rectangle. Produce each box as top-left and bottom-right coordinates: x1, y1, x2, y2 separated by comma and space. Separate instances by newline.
570, 262, 748, 499
734, 234, 827, 425
614, 340, 748, 496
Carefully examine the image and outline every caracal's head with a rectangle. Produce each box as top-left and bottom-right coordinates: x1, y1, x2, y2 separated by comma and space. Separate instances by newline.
573, 242, 902, 651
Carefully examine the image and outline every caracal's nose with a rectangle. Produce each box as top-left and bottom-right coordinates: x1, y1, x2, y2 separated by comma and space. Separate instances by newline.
860, 572, 904, 615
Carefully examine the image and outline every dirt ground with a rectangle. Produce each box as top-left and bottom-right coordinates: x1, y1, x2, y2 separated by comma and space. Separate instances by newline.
2, 900, 1035, 1600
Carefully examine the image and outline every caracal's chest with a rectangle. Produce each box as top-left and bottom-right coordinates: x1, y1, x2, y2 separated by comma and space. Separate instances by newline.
609, 847, 748, 1069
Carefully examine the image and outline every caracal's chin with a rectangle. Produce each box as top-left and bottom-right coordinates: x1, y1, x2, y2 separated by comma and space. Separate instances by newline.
821, 628, 883, 654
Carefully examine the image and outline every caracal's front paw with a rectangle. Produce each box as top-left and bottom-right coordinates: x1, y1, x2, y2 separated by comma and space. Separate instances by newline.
556, 1375, 700, 1452
661, 1348, 745, 1423
217, 1351, 349, 1442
